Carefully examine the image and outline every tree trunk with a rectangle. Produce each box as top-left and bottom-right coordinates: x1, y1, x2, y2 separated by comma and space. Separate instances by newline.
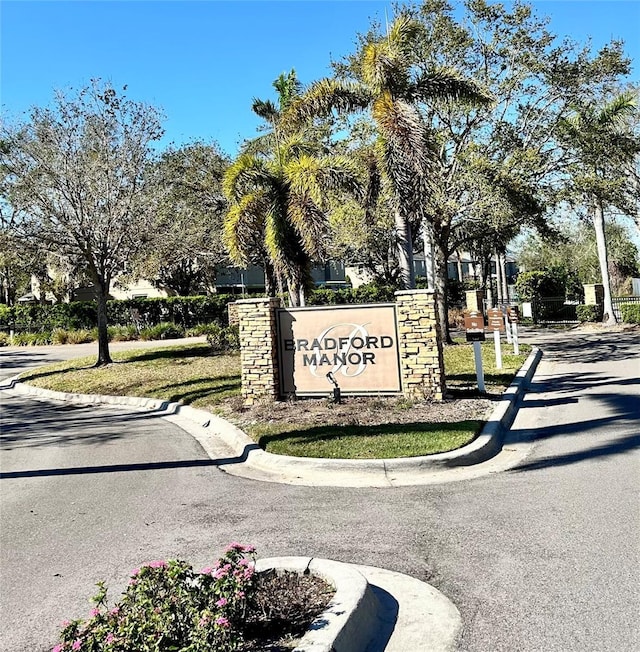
286, 269, 303, 308
395, 210, 415, 290
434, 239, 452, 344
95, 283, 112, 366
593, 198, 617, 325
263, 259, 276, 297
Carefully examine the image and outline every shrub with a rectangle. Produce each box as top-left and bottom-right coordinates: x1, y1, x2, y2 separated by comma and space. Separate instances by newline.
308, 283, 396, 306
206, 324, 240, 353
576, 304, 603, 323
515, 270, 566, 301
51, 328, 69, 345
620, 303, 640, 324
12, 331, 52, 346
186, 322, 225, 337
139, 322, 185, 341
53, 543, 257, 652
0, 304, 12, 326
0, 332, 9, 346
108, 295, 236, 329
66, 328, 95, 344
108, 325, 139, 341
448, 307, 465, 329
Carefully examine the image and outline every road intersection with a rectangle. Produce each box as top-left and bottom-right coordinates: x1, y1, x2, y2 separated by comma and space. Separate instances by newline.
1, 328, 638, 651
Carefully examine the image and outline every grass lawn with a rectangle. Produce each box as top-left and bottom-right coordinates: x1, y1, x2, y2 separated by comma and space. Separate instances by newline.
19, 344, 240, 408
19, 337, 531, 459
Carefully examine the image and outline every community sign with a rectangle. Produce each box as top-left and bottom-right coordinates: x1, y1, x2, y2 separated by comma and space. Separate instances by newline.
276, 304, 402, 396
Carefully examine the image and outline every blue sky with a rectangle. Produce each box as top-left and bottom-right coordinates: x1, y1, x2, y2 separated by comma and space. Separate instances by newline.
2, 0, 639, 157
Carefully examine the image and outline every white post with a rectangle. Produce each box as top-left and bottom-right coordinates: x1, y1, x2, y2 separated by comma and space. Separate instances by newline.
493, 329, 502, 369
504, 312, 512, 343
512, 322, 519, 355
473, 341, 486, 393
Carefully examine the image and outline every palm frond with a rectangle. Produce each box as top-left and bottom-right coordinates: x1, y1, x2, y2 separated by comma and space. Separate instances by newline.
279, 132, 320, 160
372, 94, 430, 176
273, 70, 302, 111
315, 155, 364, 200
287, 195, 327, 257
410, 68, 494, 106
361, 42, 406, 95
223, 191, 267, 266
597, 91, 637, 128
285, 155, 323, 206
222, 154, 270, 202
264, 197, 300, 275
284, 79, 372, 127
239, 133, 277, 157
251, 99, 279, 123
387, 13, 423, 50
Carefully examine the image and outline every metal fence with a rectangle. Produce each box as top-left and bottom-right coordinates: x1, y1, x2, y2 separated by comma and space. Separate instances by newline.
611, 296, 640, 321
531, 298, 579, 324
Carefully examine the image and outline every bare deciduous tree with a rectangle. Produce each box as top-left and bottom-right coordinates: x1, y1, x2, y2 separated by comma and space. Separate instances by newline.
1, 80, 164, 363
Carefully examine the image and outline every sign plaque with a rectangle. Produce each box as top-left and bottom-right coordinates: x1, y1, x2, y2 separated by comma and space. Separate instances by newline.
277, 304, 402, 396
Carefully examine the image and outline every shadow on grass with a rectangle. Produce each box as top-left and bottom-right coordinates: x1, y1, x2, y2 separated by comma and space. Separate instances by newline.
122, 344, 220, 363
164, 382, 241, 405
447, 372, 519, 387
259, 420, 482, 449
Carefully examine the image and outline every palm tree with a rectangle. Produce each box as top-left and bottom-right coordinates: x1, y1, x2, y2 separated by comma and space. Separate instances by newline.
286, 14, 492, 290
558, 92, 639, 325
224, 71, 361, 306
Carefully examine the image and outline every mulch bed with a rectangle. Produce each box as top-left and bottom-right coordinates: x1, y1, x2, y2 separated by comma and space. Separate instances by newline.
219, 394, 497, 431
240, 570, 335, 651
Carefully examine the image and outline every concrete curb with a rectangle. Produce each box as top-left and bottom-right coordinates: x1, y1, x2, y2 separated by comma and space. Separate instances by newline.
253, 557, 462, 652
256, 557, 379, 652
2, 346, 542, 479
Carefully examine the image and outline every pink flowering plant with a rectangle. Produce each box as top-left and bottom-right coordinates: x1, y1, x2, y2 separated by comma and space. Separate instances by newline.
53, 543, 256, 652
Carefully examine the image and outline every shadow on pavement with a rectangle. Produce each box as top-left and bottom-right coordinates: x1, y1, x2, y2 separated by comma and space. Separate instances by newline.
0, 444, 260, 480
508, 386, 639, 472
511, 433, 640, 472
523, 328, 640, 364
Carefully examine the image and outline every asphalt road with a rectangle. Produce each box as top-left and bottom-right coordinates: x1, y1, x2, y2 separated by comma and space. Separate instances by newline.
1, 330, 639, 651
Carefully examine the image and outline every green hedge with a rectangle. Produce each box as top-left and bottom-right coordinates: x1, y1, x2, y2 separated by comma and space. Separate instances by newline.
0, 295, 237, 332
576, 304, 603, 323
307, 284, 396, 306
620, 303, 640, 324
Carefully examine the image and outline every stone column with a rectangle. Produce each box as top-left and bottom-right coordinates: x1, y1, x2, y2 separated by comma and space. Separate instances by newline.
466, 289, 485, 313
395, 290, 446, 400
236, 297, 281, 405
583, 284, 604, 305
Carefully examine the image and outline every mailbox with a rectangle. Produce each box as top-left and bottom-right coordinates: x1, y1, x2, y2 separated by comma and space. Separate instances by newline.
464, 310, 485, 342
487, 307, 505, 332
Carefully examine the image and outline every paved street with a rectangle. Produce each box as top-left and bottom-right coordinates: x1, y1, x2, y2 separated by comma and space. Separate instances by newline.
1, 329, 639, 651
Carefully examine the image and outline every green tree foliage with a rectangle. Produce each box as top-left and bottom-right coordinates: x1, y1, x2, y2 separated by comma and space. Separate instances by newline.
0, 81, 164, 364
514, 270, 567, 302
288, 13, 492, 293
224, 70, 362, 306
328, 0, 633, 339
516, 219, 640, 298
556, 91, 640, 323
137, 141, 230, 296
